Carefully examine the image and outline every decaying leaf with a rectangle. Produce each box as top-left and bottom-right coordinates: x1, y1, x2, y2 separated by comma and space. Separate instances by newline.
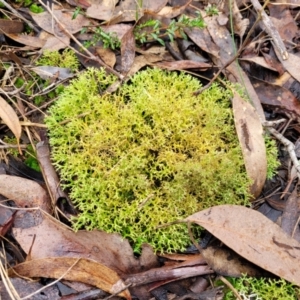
31, 10, 90, 36
251, 77, 300, 120
0, 96, 21, 142
0, 278, 59, 299
0, 174, 52, 213
230, 0, 249, 38
8, 257, 131, 299
121, 27, 135, 74
186, 205, 300, 286
86, 0, 117, 20
13, 213, 157, 275
96, 47, 116, 68
232, 92, 267, 197
30, 66, 74, 80
154, 60, 211, 71
4, 34, 46, 48
0, 19, 24, 34
157, 0, 192, 18
281, 187, 300, 243
200, 244, 264, 278
205, 15, 265, 121
277, 52, 300, 84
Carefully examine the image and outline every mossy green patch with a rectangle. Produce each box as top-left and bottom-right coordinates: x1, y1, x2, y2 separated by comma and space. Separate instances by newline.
45, 68, 252, 252
224, 275, 300, 300
36, 49, 79, 72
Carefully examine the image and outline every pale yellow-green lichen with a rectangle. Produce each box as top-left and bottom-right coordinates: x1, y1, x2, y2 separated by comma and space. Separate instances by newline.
224, 275, 300, 300
36, 49, 79, 72
264, 134, 280, 179
46, 68, 252, 252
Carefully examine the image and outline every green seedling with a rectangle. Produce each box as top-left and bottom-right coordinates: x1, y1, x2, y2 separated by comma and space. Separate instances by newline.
134, 13, 206, 46
83, 27, 121, 50
205, 4, 219, 16
81, 12, 206, 49
72, 7, 82, 20
24, 145, 40, 172
3, 138, 40, 172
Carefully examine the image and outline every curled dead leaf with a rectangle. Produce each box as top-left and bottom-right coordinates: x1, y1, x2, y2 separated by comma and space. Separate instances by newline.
232, 92, 267, 197
0, 96, 21, 142
8, 257, 131, 299
0, 174, 52, 213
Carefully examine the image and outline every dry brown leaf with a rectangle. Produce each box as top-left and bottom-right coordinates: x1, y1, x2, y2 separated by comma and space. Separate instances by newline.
184, 27, 219, 58
186, 205, 300, 286
8, 257, 131, 299
153, 60, 211, 71
86, 0, 117, 20
30, 66, 74, 80
277, 52, 300, 84
5, 34, 46, 48
281, 187, 300, 243
261, 52, 285, 75
0, 19, 24, 33
200, 245, 264, 278
251, 77, 300, 120
0, 96, 21, 142
41, 35, 70, 51
36, 141, 72, 209
127, 54, 164, 76
31, 10, 90, 37
108, 0, 168, 23
205, 15, 265, 121
0, 278, 59, 299
121, 27, 135, 74
269, 4, 298, 46
231, 0, 249, 38
240, 56, 277, 72
0, 174, 52, 213
96, 47, 116, 68
232, 92, 267, 197
0, 205, 14, 236
157, 0, 192, 18
13, 213, 157, 275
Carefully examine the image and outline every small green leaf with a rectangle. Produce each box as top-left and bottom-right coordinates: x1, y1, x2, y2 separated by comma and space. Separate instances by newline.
156, 38, 165, 46
72, 7, 81, 20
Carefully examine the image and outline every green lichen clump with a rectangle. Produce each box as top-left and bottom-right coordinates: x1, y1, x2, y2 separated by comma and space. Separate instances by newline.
46, 68, 251, 252
264, 134, 280, 179
224, 275, 300, 300
36, 49, 79, 72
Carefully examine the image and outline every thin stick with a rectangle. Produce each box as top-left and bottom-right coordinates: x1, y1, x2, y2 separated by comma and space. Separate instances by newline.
263, 121, 300, 180
218, 276, 243, 300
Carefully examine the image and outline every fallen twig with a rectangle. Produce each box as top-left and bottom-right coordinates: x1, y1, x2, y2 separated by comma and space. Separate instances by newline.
263, 120, 300, 180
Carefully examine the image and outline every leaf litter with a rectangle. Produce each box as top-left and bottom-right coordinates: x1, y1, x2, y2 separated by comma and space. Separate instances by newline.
1, 0, 300, 298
